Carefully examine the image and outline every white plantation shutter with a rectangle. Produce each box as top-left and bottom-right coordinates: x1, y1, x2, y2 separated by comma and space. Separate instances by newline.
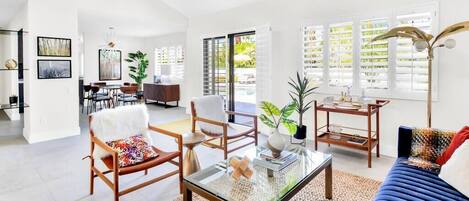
155, 46, 185, 79
395, 12, 432, 91
255, 25, 272, 107
203, 37, 228, 97
303, 25, 324, 83
255, 25, 272, 134
360, 18, 390, 89
174, 46, 184, 79
328, 22, 353, 87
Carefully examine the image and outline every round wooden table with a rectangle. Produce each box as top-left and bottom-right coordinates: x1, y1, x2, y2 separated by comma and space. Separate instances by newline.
181, 132, 206, 176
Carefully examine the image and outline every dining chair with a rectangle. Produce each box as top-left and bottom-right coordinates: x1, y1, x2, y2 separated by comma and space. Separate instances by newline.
91, 86, 112, 112
88, 105, 183, 201
118, 86, 139, 106
82, 85, 92, 114
93, 82, 109, 97
191, 95, 258, 159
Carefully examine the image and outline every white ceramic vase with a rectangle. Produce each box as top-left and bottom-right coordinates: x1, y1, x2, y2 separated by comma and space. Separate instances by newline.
267, 128, 286, 158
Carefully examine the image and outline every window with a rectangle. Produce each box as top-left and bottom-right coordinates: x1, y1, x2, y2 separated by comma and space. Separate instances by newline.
360, 18, 390, 89
328, 22, 353, 87
155, 46, 184, 80
303, 25, 324, 83
395, 12, 432, 92
301, 4, 437, 99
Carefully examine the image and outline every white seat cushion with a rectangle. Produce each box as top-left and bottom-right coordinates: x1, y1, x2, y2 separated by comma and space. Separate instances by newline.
439, 140, 469, 197
201, 123, 254, 138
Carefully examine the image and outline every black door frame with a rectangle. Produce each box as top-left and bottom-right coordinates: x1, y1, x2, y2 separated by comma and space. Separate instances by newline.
227, 31, 255, 122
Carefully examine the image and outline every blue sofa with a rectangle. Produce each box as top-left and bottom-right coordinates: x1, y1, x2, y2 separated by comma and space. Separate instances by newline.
375, 126, 468, 201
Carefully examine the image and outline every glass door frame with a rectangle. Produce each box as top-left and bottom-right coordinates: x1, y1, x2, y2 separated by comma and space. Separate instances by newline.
227, 31, 256, 123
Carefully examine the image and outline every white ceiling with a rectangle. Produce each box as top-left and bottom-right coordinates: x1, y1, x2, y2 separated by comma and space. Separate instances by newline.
0, 0, 262, 37
0, 0, 27, 28
77, 0, 188, 37
161, 0, 264, 17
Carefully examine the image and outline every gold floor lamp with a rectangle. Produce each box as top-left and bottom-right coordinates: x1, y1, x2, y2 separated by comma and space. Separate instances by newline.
371, 21, 469, 128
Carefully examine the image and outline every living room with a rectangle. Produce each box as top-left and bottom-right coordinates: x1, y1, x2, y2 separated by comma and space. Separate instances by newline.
0, 0, 468, 200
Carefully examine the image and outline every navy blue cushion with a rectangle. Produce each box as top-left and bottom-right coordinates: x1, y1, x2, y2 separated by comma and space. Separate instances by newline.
375, 158, 468, 201
397, 126, 413, 158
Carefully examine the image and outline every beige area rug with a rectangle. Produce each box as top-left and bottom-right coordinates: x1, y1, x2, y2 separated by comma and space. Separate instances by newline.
174, 170, 381, 201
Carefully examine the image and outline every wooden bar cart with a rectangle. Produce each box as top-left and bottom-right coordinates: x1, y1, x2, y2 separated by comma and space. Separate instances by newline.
314, 99, 389, 168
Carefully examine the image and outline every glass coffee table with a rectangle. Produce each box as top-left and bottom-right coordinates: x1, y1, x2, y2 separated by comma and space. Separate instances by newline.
183, 146, 333, 201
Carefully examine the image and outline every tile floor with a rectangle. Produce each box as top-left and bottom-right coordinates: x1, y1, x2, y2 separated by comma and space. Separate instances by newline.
0, 105, 395, 201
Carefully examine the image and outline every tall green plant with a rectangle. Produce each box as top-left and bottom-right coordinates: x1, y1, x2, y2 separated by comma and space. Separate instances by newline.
288, 72, 317, 127
259, 101, 297, 134
125, 51, 148, 86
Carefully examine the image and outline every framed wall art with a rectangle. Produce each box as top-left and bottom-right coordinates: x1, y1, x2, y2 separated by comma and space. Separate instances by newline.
99, 49, 122, 81
37, 36, 72, 57
37, 60, 72, 79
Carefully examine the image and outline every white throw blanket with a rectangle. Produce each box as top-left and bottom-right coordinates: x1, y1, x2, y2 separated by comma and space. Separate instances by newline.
192, 95, 227, 135
90, 105, 153, 159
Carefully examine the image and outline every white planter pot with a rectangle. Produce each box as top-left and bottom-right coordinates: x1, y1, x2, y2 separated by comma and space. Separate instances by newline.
267, 128, 286, 158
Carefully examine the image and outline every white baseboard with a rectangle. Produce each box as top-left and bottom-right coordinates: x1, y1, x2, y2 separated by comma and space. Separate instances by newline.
23, 126, 81, 144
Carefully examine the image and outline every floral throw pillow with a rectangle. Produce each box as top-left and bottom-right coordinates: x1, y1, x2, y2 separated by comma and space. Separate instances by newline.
106, 135, 158, 167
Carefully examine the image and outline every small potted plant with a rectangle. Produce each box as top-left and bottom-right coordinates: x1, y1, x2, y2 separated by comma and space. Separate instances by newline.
125, 51, 149, 91
259, 101, 297, 157
288, 72, 317, 140
9, 95, 18, 106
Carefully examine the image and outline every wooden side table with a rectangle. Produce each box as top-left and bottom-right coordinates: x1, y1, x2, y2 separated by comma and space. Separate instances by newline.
181, 132, 206, 176
314, 99, 389, 168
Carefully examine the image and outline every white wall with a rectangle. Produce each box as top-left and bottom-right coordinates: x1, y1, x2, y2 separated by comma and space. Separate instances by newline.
81, 32, 145, 85
184, 0, 469, 157
23, 0, 80, 143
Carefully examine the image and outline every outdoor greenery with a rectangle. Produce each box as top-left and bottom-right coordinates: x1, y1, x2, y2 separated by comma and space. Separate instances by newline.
234, 35, 256, 68
259, 101, 297, 135
125, 51, 148, 86
288, 72, 317, 127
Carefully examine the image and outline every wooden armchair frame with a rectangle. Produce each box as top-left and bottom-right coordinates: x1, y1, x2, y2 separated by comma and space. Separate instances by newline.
88, 116, 183, 201
190, 101, 258, 160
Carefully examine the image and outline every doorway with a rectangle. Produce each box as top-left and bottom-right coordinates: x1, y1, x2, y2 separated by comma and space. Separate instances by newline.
203, 31, 256, 126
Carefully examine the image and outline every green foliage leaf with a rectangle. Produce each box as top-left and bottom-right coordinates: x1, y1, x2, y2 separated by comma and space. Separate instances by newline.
259, 114, 276, 128
288, 72, 317, 126
281, 102, 297, 119
260, 101, 280, 116
281, 119, 298, 135
126, 50, 149, 84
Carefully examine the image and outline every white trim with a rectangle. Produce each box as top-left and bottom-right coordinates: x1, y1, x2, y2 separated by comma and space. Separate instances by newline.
23, 127, 81, 144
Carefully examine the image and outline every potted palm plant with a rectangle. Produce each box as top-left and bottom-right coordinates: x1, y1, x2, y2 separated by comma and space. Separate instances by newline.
259, 101, 297, 157
288, 72, 317, 140
125, 51, 148, 91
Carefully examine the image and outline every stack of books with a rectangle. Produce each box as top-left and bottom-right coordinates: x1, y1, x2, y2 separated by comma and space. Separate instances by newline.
253, 149, 298, 171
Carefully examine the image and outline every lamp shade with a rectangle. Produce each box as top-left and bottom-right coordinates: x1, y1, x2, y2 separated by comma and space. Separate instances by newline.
444, 39, 456, 49
414, 40, 428, 52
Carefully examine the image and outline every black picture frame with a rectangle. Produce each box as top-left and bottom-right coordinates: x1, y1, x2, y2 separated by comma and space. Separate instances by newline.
99, 49, 122, 81
37, 36, 72, 57
37, 59, 72, 79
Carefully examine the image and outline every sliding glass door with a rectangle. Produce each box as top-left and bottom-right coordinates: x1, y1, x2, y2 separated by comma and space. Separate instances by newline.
203, 31, 256, 126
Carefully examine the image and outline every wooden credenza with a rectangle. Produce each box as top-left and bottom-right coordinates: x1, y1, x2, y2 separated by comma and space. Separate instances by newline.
143, 83, 180, 108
